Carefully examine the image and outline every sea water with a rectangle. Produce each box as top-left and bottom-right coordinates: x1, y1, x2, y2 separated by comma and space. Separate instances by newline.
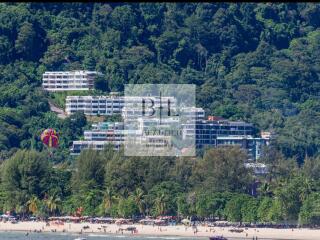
0, 232, 275, 239
0, 232, 210, 240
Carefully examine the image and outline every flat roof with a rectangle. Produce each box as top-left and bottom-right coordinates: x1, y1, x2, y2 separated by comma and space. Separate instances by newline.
43, 71, 102, 75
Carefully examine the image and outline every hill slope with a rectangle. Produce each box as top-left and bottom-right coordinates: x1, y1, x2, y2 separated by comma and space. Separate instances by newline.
0, 3, 320, 162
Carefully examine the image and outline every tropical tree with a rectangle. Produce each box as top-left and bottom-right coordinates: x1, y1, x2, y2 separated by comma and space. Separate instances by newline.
101, 187, 119, 215
1, 150, 51, 212
154, 192, 167, 216
15, 204, 28, 218
176, 194, 189, 218
44, 193, 61, 216
27, 195, 40, 215
117, 196, 139, 218
132, 188, 145, 216
267, 198, 283, 222
299, 192, 320, 226
258, 181, 273, 197
257, 197, 273, 222
192, 147, 252, 193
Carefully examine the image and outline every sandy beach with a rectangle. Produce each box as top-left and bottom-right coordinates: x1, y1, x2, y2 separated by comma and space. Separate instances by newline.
0, 221, 320, 239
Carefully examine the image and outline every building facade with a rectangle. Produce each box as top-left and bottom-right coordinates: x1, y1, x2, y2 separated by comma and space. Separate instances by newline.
71, 117, 269, 161
216, 136, 269, 161
182, 118, 254, 146
182, 117, 269, 161
65, 96, 124, 115
71, 122, 125, 154
42, 71, 102, 91
69, 100, 269, 160
180, 107, 205, 122
66, 95, 178, 117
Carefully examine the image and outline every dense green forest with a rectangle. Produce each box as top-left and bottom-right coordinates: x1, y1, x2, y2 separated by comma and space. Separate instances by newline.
0, 3, 320, 161
1, 147, 320, 225
0, 3, 320, 224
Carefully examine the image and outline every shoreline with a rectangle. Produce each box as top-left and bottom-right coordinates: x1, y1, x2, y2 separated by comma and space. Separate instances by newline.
0, 221, 320, 239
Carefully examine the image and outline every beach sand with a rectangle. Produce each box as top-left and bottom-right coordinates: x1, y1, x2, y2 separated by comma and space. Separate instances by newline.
0, 221, 320, 239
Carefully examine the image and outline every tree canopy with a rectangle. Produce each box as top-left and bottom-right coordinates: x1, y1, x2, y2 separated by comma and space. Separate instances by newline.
0, 3, 319, 224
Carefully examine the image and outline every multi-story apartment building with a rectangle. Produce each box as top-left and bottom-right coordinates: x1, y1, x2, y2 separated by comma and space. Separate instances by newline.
66, 95, 178, 117
84, 122, 124, 141
183, 117, 253, 146
71, 140, 120, 154
180, 107, 205, 121
69, 102, 269, 160
42, 71, 102, 91
71, 123, 179, 156
71, 122, 125, 154
65, 96, 124, 115
216, 136, 269, 161
122, 96, 177, 122
182, 116, 269, 160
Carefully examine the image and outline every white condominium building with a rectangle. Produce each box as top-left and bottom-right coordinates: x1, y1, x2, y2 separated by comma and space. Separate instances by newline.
71, 119, 175, 155
65, 96, 124, 115
180, 107, 205, 121
84, 122, 124, 142
65, 95, 178, 117
71, 122, 125, 155
122, 96, 177, 121
42, 71, 102, 91
71, 140, 122, 154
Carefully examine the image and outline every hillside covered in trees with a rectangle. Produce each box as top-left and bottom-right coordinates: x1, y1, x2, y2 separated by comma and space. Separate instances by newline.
0, 3, 320, 162
0, 3, 320, 225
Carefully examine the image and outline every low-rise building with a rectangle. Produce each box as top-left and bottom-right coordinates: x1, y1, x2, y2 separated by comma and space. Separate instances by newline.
182, 116, 269, 161
70, 113, 270, 160
66, 95, 178, 118
65, 96, 124, 115
216, 135, 269, 161
180, 107, 205, 121
70, 122, 125, 154
42, 71, 102, 91
122, 96, 177, 121
182, 117, 254, 146
245, 162, 268, 175
71, 140, 122, 154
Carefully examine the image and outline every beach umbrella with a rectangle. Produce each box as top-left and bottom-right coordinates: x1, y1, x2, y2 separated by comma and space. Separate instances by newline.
181, 219, 191, 225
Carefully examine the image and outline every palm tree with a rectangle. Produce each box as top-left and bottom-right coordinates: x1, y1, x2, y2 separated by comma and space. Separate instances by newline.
154, 192, 167, 216
299, 177, 313, 202
133, 188, 145, 216
15, 204, 27, 218
102, 187, 118, 213
27, 195, 40, 215
44, 193, 61, 216
258, 181, 273, 197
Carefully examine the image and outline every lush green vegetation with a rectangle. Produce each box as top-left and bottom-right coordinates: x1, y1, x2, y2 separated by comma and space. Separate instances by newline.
0, 147, 320, 226
0, 3, 320, 161
48, 90, 103, 109
0, 3, 320, 225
